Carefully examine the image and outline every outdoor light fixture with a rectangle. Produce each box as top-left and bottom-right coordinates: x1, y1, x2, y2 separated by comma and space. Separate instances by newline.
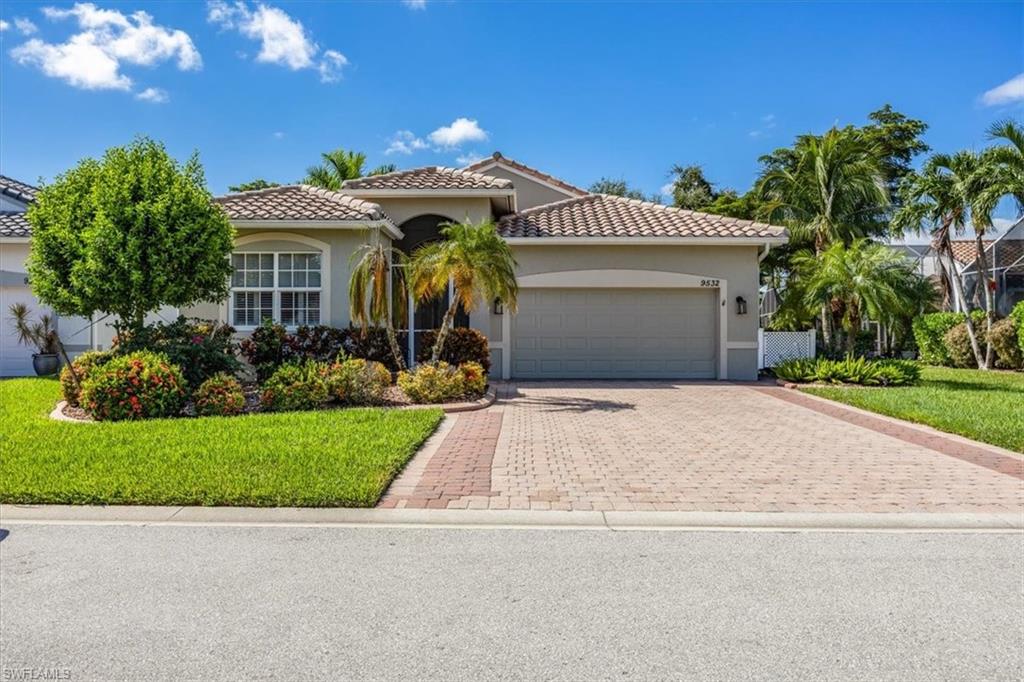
736, 296, 748, 315
493, 298, 504, 315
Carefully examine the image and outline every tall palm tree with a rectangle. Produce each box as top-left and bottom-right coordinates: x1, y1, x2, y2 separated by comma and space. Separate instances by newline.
893, 151, 995, 368
408, 220, 518, 363
982, 119, 1024, 213
757, 128, 890, 349
793, 240, 929, 354
348, 230, 408, 370
368, 164, 397, 176
304, 149, 367, 190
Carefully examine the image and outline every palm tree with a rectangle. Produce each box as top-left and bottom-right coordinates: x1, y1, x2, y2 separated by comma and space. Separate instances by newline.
348, 231, 408, 370
304, 149, 367, 190
408, 220, 518, 363
893, 151, 995, 368
757, 128, 890, 349
368, 164, 397, 176
982, 119, 1024, 213
794, 240, 928, 354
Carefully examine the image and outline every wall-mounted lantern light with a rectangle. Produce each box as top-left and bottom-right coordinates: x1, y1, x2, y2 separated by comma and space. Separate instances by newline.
493, 298, 504, 315
735, 296, 748, 315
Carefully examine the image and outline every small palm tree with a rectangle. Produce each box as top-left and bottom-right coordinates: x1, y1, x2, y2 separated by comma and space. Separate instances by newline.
348, 231, 408, 370
408, 220, 518, 363
368, 164, 397, 176
304, 149, 367, 190
794, 240, 927, 354
982, 119, 1024, 213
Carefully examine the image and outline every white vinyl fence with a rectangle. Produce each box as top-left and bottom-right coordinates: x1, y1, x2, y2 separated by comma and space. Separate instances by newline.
758, 329, 816, 369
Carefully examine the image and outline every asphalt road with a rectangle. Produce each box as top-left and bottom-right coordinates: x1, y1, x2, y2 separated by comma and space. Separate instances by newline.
1, 524, 1021, 681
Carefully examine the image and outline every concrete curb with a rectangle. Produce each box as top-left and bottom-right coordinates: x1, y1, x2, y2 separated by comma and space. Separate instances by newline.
2, 505, 1020, 532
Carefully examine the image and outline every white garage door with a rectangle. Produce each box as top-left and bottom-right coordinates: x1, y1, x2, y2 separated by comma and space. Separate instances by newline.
511, 288, 718, 379
0, 286, 43, 377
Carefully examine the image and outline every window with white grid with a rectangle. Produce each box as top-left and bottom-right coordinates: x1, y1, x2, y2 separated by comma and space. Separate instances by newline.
229, 251, 323, 328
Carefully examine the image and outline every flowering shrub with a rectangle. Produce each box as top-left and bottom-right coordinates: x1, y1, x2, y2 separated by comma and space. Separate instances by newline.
397, 362, 467, 403
79, 351, 187, 421
60, 350, 113, 407
324, 358, 391, 405
417, 328, 491, 372
238, 319, 290, 381
259, 360, 330, 412
459, 361, 487, 396
114, 316, 238, 389
195, 373, 247, 417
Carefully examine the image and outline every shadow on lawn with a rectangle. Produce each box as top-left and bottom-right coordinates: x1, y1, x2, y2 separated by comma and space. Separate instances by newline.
921, 379, 1018, 393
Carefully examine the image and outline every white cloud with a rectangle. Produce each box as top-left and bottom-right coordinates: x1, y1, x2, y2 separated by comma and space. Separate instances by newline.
455, 152, 485, 166
402, 0, 427, 9
428, 117, 488, 148
385, 130, 429, 155
748, 113, 777, 138
272, 131, 285, 139
14, 17, 38, 35
981, 73, 1024, 107
11, 3, 200, 91
135, 86, 168, 103
207, 1, 347, 81
0, 20, 9, 31
660, 182, 675, 197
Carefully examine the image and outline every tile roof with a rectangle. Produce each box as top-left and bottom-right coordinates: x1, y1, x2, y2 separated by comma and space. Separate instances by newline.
464, 152, 588, 196
341, 166, 512, 192
0, 175, 39, 204
214, 184, 389, 222
497, 194, 787, 240
951, 239, 1024, 269
0, 212, 32, 238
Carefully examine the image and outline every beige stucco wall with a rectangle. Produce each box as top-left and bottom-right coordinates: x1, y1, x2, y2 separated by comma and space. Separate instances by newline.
470, 165, 576, 210
369, 197, 493, 226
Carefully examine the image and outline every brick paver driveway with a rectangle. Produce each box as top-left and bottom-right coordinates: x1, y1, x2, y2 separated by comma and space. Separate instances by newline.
380, 382, 1024, 513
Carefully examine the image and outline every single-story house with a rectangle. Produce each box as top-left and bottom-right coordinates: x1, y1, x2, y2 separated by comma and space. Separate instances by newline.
0, 154, 787, 380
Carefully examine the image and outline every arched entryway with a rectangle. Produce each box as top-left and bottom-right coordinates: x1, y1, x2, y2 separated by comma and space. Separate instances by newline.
394, 215, 469, 365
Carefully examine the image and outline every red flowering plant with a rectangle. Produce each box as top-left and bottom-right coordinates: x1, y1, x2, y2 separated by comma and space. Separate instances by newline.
194, 373, 247, 417
79, 351, 187, 421
458, 361, 487, 396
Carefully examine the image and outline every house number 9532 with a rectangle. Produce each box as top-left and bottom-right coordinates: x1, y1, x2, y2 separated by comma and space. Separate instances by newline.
700, 279, 720, 287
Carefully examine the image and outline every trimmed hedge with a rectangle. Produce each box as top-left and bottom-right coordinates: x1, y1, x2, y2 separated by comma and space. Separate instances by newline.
989, 318, 1023, 369
417, 328, 491, 373
912, 312, 966, 365
1011, 301, 1024, 357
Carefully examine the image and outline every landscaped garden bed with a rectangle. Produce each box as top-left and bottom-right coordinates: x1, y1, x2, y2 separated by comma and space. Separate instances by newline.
0, 377, 443, 507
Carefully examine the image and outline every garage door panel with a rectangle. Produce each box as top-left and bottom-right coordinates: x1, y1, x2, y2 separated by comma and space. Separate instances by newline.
511, 287, 717, 379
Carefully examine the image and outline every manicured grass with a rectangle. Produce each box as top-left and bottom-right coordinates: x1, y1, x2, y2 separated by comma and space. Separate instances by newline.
0, 378, 442, 507
801, 367, 1024, 453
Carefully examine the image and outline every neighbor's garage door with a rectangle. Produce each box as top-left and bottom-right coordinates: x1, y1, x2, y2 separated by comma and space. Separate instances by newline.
511, 288, 718, 379
0, 286, 43, 376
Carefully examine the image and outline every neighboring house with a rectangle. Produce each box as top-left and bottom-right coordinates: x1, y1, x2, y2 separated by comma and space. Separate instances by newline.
0, 155, 787, 380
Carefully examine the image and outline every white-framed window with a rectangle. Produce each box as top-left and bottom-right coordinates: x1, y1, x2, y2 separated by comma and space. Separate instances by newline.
229, 251, 323, 329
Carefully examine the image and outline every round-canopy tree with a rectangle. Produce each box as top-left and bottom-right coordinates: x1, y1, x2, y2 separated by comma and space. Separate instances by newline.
26, 137, 235, 336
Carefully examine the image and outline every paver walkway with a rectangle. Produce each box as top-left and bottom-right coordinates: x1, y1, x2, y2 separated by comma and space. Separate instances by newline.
380, 382, 1024, 513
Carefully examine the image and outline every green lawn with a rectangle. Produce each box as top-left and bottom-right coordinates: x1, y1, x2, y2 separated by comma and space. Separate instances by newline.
801, 367, 1024, 453
0, 378, 442, 507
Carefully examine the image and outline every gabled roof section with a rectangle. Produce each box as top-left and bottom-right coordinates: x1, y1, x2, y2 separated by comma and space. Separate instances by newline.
0, 212, 32, 238
498, 194, 787, 241
341, 166, 513, 192
465, 152, 588, 197
214, 184, 390, 222
0, 175, 39, 204
951, 238, 1024, 270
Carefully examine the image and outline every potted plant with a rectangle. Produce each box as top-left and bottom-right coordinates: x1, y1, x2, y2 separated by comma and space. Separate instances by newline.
8, 303, 63, 376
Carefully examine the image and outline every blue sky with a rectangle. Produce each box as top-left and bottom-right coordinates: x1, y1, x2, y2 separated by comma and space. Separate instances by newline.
1, 1, 1022, 227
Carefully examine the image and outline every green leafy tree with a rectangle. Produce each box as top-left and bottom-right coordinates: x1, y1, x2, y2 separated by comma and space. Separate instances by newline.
893, 150, 995, 368
980, 119, 1024, 215
701, 189, 762, 220
228, 179, 279, 192
26, 137, 235, 338
589, 177, 650, 201
794, 240, 931, 353
667, 164, 717, 210
861, 105, 930, 209
349, 230, 408, 370
408, 220, 518, 363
